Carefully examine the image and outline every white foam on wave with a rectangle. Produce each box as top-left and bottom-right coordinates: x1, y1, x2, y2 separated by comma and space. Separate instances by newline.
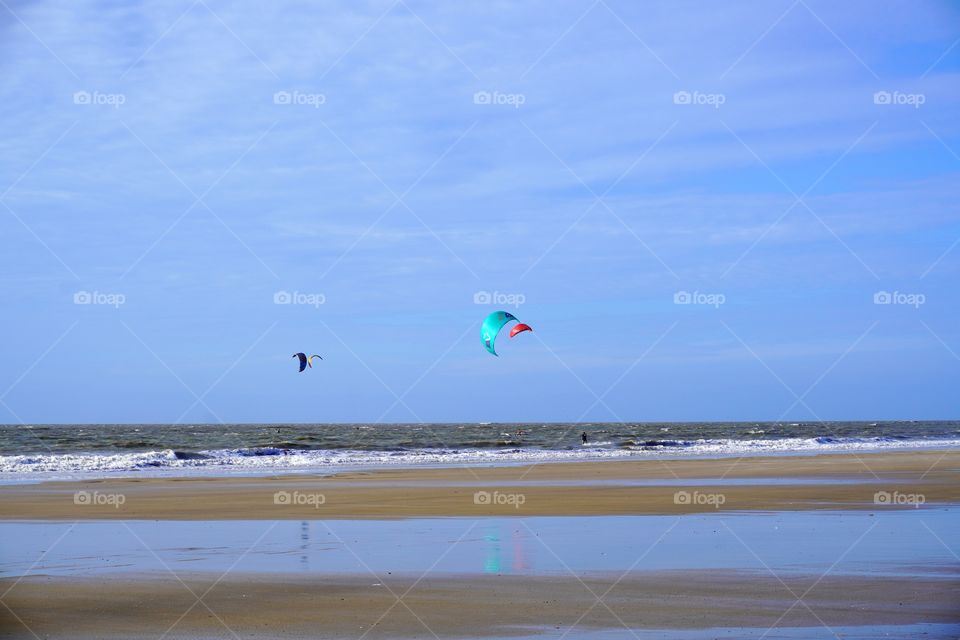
2, 436, 959, 481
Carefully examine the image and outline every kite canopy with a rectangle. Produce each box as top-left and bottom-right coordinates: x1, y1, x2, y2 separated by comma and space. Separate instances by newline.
509, 323, 532, 338
480, 311, 518, 356
292, 352, 308, 372
293, 352, 323, 372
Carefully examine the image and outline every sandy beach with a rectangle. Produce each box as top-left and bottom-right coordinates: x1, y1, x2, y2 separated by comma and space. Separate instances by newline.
1, 449, 956, 519
3, 570, 958, 639
1, 450, 959, 638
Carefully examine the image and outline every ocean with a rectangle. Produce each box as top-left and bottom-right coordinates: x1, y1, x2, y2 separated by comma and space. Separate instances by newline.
1, 421, 958, 479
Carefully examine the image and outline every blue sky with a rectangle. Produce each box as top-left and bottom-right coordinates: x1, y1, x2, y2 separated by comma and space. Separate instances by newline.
1, 0, 958, 424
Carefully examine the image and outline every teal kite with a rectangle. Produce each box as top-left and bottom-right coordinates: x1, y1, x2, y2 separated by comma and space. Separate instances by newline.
480, 311, 517, 356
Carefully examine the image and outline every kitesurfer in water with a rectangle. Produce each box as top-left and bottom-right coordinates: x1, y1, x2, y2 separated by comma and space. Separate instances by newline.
581, 432, 588, 444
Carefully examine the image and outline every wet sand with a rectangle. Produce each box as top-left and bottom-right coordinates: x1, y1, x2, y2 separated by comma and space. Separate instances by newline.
0, 450, 956, 520
2, 571, 958, 639
2, 450, 958, 638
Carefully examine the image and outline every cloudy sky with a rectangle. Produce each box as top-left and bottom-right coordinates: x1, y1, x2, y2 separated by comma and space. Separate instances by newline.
1, 0, 958, 423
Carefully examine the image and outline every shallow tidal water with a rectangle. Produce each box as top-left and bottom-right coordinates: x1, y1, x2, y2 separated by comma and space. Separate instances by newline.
2, 509, 956, 579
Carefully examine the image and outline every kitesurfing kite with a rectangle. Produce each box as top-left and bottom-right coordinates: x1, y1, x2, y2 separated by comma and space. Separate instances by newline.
509, 323, 532, 338
292, 352, 322, 372
480, 311, 533, 356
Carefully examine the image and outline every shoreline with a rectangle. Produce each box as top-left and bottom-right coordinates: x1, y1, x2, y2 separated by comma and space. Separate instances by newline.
4, 436, 959, 480
1, 449, 956, 520
4, 439, 960, 483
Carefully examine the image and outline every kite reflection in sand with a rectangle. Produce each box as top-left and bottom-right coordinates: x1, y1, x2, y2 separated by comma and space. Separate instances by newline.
483, 523, 530, 575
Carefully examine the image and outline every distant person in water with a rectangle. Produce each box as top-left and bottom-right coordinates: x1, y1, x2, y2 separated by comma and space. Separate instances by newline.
581, 432, 588, 444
